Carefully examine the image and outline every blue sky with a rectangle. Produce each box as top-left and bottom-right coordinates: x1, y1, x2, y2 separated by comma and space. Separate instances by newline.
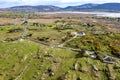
0, 0, 120, 8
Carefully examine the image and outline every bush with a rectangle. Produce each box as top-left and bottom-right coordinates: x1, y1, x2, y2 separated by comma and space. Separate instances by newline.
94, 41, 101, 51
110, 45, 120, 56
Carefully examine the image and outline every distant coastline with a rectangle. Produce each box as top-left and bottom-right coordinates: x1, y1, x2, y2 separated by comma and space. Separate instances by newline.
37, 11, 120, 18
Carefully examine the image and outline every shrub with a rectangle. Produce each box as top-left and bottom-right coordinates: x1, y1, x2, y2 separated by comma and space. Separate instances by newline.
110, 45, 120, 56
94, 41, 101, 51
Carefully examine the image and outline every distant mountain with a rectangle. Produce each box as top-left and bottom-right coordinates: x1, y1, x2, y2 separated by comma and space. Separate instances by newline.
78, 3, 99, 8
8, 5, 62, 12
64, 3, 120, 12
0, 3, 120, 12
92, 3, 120, 11
64, 3, 99, 10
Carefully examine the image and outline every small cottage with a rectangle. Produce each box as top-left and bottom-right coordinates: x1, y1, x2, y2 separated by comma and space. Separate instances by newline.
71, 32, 86, 36
89, 54, 97, 59
103, 56, 115, 64
77, 32, 86, 36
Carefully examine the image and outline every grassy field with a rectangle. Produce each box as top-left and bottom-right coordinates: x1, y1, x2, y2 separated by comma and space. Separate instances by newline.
0, 12, 120, 80
0, 40, 120, 80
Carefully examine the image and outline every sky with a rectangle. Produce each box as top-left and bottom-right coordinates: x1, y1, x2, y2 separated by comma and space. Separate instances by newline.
0, 0, 120, 8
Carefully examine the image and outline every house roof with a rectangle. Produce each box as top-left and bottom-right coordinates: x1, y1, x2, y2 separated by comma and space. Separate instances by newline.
103, 56, 115, 63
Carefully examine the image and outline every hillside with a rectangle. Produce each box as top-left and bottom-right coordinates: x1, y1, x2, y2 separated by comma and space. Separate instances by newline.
0, 12, 120, 80
64, 3, 99, 11
64, 3, 120, 12
2, 5, 62, 12
92, 3, 120, 11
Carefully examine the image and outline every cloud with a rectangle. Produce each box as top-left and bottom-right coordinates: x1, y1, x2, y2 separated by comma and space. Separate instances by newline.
21, 0, 58, 5
60, 0, 120, 3
0, 0, 120, 8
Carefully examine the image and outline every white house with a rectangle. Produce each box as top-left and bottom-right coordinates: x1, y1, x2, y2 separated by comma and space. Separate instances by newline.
71, 32, 86, 36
